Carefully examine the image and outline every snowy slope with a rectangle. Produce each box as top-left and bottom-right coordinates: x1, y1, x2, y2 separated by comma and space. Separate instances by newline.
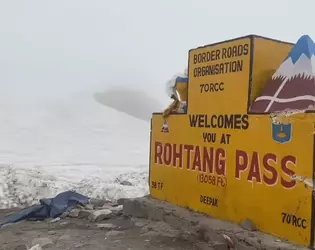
0, 94, 150, 208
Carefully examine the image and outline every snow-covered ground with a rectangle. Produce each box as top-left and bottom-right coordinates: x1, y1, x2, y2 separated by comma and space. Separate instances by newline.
0, 93, 150, 208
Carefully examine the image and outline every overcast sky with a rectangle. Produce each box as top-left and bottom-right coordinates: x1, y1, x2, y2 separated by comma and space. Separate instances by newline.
0, 0, 313, 102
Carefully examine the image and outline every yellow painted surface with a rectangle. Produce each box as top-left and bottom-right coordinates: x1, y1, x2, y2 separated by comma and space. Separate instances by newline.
150, 35, 315, 247
250, 37, 293, 106
188, 37, 251, 114
150, 114, 314, 246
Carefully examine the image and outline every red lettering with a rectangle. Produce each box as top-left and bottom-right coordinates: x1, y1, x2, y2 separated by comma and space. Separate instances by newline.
281, 155, 296, 189
163, 143, 172, 165
235, 150, 248, 179
247, 152, 262, 183
172, 144, 183, 168
215, 148, 226, 176
155, 141, 163, 164
203, 147, 214, 173
184, 145, 193, 170
192, 146, 201, 171
263, 153, 278, 186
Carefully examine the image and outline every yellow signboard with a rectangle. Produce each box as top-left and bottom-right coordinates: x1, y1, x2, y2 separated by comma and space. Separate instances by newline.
150, 114, 314, 246
188, 37, 251, 114
150, 35, 315, 247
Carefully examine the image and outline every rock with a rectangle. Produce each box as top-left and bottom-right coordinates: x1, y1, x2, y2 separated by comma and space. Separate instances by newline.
60, 211, 69, 218
68, 209, 80, 218
89, 198, 108, 207
103, 205, 123, 212
117, 198, 127, 205
105, 230, 124, 237
48, 231, 56, 235
88, 209, 112, 222
78, 210, 93, 219
58, 235, 72, 241
84, 204, 94, 210
14, 245, 28, 250
74, 243, 95, 248
29, 245, 43, 250
196, 225, 226, 243
49, 217, 60, 223
133, 219, 149, 227
239, 219, 256, 231
96, 223, 117, 229
31, 238, 54, 248
140, 231, 160, 237
120, 180, 133, 186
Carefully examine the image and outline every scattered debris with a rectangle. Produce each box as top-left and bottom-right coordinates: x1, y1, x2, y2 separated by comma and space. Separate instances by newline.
291, 175, 314, 190
89, 198, 108, 207
239, 219, 257, 231
106, 230, 125, 237
68, 208, 80, 218
31, 237, 54, 248
78, 209, 93, 219
58, 234, 72, 241
97, 223, 117, 229
120, 180, 133, 186
49, 217, 60, 223
88, 209, 112, 222
29, 245, 43, 250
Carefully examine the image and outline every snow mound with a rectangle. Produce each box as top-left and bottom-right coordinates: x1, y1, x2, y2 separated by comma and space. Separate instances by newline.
0, 94, 150, 208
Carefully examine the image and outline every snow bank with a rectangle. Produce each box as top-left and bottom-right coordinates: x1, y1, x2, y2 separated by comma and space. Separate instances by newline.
0, 93, 150, 208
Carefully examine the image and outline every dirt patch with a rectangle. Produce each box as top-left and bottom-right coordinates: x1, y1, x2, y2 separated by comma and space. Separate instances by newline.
0, 202, 207, 250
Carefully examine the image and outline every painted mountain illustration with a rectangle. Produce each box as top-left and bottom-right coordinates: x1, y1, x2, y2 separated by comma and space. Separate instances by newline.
250, 35, 315, 113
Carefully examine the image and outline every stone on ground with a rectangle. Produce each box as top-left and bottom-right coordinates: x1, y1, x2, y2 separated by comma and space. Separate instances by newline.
31, 238, 54, 248
88, 209, 112, 222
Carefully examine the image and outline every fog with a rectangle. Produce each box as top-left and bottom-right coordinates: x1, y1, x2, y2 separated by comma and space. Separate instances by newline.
0, 0, 313, 105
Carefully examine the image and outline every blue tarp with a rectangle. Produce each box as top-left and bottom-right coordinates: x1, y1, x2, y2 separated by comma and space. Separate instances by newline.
0, 191, 89, 227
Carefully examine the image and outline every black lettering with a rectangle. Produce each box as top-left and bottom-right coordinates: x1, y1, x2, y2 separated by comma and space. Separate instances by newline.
189, 114, 249, 130
224, 115, 233, 129
200, 84, 204, 93
210, 84, 215, 92
200, 195, 219, 207
204, 83, 209, 92
243, 44, 249, 55
297, 217, 301, 227
203, 133, 216, 143
292, 215, 297, 226
220, 134, 226, 144
281, 212, 307, 229
198, 115, 205, 127
234, 114, 242, 129
281, 213, 287, 223
216, 49, 220, 60
226, 134, 231, 144
193, 50, 221, 65
199, 82, 224, 93
286, 214, 291, 224
211, 115, 217, 128
241, 115, 249, 130
219, 82, 224, 91
217, 115, 224, 128
193, 60, 243, 77
189, 115, 198, 127
302, 219, 307, 229
205, 115, 211, 128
